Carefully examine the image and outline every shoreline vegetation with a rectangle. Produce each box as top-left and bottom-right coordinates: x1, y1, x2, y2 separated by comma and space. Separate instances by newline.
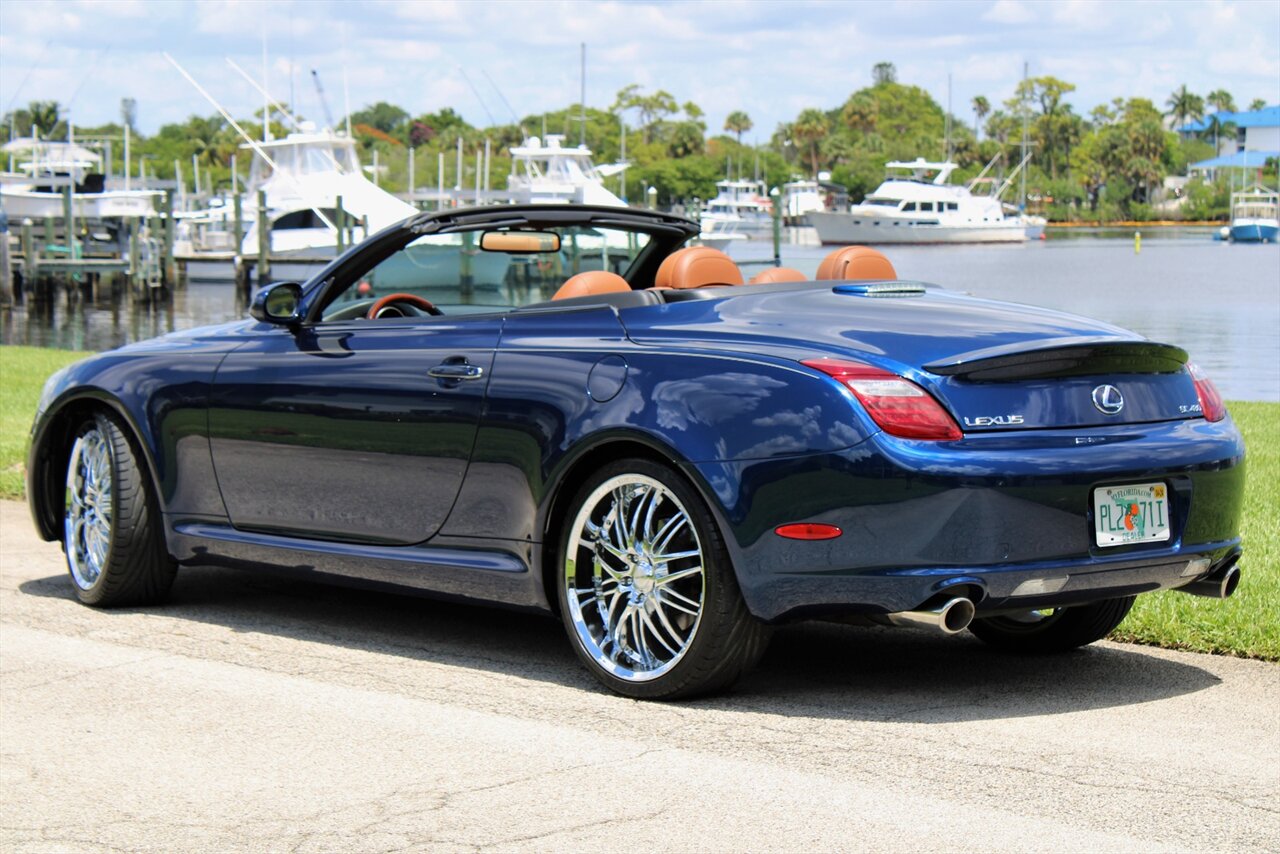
1, 345, 1275, 661
4, 64, 1273, 227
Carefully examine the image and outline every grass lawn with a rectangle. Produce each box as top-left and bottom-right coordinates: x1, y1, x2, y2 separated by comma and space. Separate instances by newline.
1, 344, 1276, 660
0, 346, 89, 499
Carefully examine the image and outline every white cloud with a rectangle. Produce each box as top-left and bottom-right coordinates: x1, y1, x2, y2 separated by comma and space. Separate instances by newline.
982, 0, 1035, 24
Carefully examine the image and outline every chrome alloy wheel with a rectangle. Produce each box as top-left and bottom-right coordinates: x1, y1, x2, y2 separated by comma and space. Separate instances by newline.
564, 474, 706, 682
65, 427, 114, 590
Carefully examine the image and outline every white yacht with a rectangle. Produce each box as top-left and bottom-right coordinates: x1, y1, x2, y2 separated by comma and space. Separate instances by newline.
809, 159, 1028, 245
0, 138, 159, 220
701, 179, 774, 233
781, 176, 849, 226
507, 135, 628, 207
238, 124, 417, 258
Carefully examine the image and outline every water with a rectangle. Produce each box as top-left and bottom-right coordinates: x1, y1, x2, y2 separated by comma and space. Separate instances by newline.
3, 230, 1277, 401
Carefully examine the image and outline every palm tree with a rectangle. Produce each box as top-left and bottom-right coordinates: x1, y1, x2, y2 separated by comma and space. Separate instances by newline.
1164, 85, 1204, 129
841, 92, 877, 134
971, 96, 990, 141
792, 108, 830, 179
1206, 89, 1236, 115
724, 110, 752, 180
1248, 98, 1267, 112
27, 100, 60, 137
724, 110, 752, 145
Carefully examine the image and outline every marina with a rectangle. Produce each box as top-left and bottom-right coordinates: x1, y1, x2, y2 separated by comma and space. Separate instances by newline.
3, 227, 1276, 402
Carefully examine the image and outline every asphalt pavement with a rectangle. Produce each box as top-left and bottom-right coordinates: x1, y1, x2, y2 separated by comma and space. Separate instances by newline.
2, 499, 1278, 852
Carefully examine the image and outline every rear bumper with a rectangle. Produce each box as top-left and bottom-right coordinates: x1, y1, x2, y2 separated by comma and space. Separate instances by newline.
690, 416, 1245, 622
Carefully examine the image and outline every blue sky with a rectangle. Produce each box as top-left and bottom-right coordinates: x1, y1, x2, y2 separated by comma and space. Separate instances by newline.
2, 0, 1277, 139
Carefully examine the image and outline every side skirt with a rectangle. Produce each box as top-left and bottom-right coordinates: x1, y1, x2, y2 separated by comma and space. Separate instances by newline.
169, 520, 548, 612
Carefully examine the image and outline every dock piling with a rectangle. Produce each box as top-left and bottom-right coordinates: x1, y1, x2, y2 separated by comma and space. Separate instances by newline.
256, 189, 271, 287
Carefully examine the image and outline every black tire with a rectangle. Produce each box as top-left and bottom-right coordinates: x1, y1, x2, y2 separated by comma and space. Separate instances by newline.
63, 412, 176, 607
555, 458, 770, 700
968, 596, 1136, 653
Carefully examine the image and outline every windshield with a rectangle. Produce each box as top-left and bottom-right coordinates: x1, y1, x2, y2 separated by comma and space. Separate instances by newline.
320, 224, 654, 320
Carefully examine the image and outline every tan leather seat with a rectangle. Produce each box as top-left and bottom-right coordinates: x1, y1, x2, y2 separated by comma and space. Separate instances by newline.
655, 246, 744, 289
816, 246, 897, 281
748, 266, 807, 285
552, 270, 632, 301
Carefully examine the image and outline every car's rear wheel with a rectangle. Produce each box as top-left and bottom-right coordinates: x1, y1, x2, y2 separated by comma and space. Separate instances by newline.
557, 458, 769, 699
64, 412, 176, 607
968, 596, 1136, 653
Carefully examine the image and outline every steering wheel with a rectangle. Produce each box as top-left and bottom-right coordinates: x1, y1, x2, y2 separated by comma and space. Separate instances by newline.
365, 293, 443, 319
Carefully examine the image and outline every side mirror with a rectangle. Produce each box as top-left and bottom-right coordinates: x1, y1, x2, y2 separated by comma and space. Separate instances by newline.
250, 282, 304, 325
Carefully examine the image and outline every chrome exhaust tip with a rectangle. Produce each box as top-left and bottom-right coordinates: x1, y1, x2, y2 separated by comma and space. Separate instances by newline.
885, 596, 976, 635
1179, 561, 1241, 599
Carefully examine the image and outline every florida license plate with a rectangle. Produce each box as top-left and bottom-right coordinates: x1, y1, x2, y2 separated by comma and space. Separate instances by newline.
1094, 482, 1171, 547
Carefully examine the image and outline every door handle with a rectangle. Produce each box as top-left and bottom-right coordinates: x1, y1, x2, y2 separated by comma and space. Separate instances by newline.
428, 362, 485, 381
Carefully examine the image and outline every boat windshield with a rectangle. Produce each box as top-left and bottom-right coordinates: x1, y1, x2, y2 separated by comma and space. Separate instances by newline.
863, 198, 900, 207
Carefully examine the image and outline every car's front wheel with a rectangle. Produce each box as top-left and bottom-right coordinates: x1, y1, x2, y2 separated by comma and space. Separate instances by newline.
967, 596, 1136, 653
557, 458, 769, 699
64, 412, 176, 607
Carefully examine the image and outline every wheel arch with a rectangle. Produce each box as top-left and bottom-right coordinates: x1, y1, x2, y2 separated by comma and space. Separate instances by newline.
28, 391, 163, 543
536, 431, 735, 617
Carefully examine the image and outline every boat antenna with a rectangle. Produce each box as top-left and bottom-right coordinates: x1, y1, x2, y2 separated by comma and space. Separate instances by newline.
1020, 60, 1029, 212
163, 52, 336, 233
227, 59, 302, 130
341, 24, 352, 137
579, 42, 586, 147
457, 67, 496, 127
481, 69, 521, 127
944, 71, 952, 162
261, 24, 270, 142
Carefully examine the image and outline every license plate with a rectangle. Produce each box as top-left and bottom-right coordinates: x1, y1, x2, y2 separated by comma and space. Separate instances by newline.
1094, 482, 1170, 547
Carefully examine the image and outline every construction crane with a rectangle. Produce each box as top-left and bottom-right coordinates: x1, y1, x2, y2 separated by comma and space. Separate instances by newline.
310, 69, 336, 131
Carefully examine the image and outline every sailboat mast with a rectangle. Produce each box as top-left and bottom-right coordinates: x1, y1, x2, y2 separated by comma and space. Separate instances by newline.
1020, 61, 1028, 212
579, 43, 586, 147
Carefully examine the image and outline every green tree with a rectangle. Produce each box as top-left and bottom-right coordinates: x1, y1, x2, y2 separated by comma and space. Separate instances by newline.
841, 91, 878, 134
872, 62, 896, 85
27, 100, 60, 137
792, 108, 830, 178
613, 85, 677, 144
1206, 89, 1236, 114
723, 110, 752, 145
1164, 85, 1204, 128
971, 95, 990, 141
346, 102, 409, 137
1248, 98, 1267, 112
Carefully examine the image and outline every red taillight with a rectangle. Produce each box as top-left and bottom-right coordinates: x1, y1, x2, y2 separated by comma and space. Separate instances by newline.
775, 523, 843, 540
1188, 362, 1227, 422
802, 358, 963, 441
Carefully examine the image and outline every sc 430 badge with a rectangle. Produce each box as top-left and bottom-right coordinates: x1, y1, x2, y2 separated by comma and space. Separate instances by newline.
962, 414, 1025, 427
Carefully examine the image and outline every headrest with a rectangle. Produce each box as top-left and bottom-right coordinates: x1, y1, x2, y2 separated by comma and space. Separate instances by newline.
655, 246, 744, 289
816, 246, 897, 281
552, 270, 632, 301
748, 266, 807, 285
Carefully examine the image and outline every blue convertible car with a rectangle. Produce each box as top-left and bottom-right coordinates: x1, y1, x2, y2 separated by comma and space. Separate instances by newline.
27, 205, 1245, 698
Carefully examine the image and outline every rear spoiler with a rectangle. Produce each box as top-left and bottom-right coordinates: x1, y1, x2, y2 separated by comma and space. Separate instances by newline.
925, 338, 1189, 381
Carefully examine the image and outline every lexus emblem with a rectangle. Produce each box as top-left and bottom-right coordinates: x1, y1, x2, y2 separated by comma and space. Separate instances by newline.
1092, 384, 1124, 415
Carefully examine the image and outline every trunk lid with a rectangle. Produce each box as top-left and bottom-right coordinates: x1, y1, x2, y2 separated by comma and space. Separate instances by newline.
622, 284, 1204, 431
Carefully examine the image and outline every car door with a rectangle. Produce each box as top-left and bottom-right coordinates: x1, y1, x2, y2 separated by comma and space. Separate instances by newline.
208, 314, 501, 545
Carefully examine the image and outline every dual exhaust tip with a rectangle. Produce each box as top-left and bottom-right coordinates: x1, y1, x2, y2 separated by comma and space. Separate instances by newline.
884, 557, 1241, 636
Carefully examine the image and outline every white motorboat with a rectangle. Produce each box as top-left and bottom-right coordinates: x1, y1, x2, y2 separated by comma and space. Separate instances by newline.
701, 179, 774, 233
781, 176, 848, 226
809, 159, 1029, 245
238, 124, 417, 259
507, 135, 628, 207
0, 139, 160, 220
1228, 187, 1279, 243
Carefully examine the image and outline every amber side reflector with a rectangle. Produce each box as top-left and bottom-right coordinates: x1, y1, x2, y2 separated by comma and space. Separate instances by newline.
775, 523, 843, 540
